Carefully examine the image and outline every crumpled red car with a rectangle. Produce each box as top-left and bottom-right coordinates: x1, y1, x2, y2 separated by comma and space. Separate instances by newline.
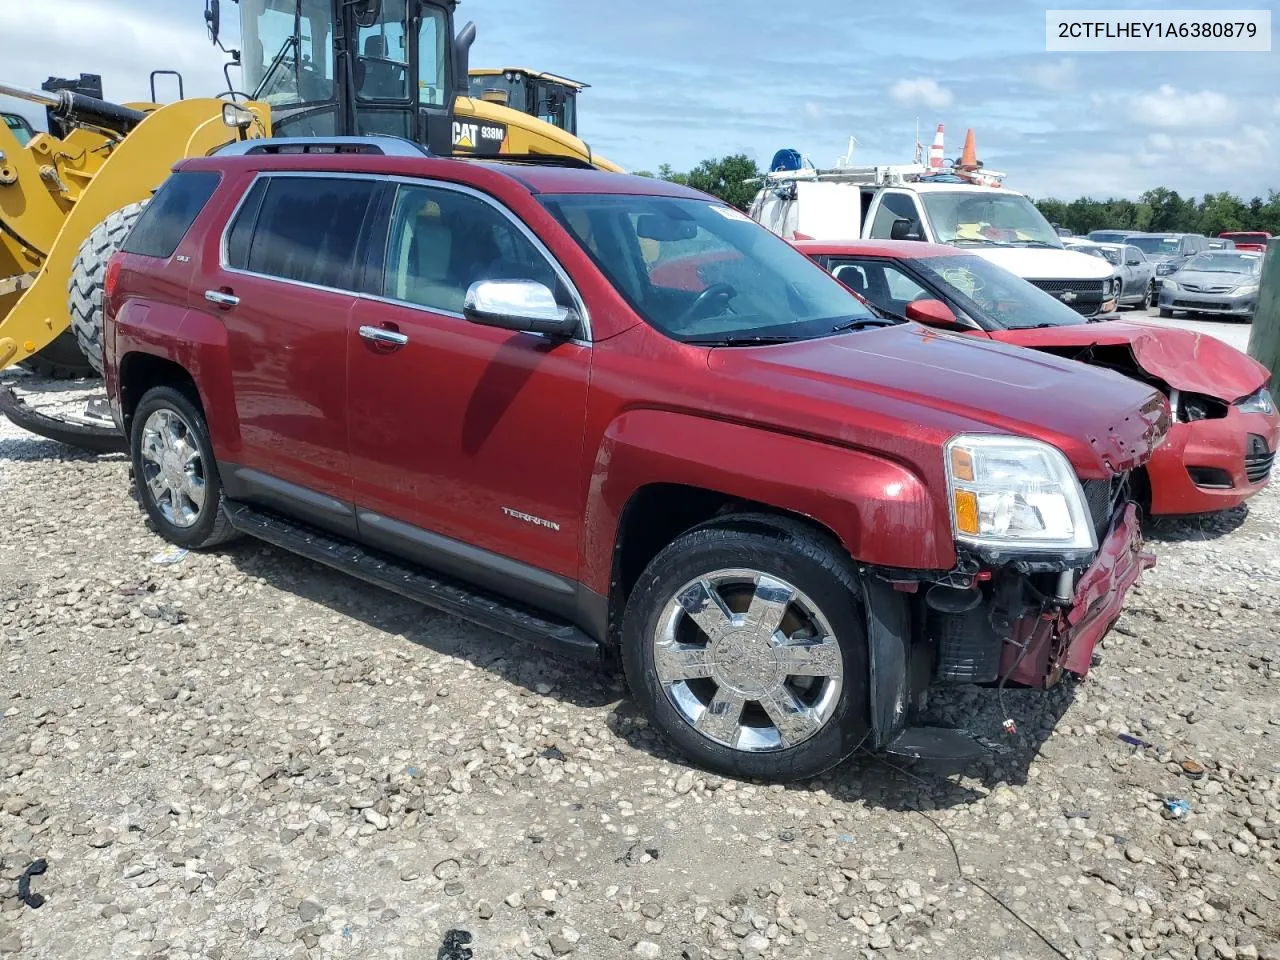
781, 240, 1277, 515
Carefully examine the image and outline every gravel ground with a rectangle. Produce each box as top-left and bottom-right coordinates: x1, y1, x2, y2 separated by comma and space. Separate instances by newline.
1, 401, 1278, 960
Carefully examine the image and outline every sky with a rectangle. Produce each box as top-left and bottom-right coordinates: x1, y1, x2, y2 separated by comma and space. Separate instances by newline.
1, 0, 1276, 202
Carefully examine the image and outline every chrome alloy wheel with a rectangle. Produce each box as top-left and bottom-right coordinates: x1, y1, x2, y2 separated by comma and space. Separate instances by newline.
139, 408, 207, 528
653, 569, 844, 752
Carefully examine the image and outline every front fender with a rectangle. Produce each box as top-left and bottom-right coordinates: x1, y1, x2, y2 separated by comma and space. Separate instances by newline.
579, 408, 953, 594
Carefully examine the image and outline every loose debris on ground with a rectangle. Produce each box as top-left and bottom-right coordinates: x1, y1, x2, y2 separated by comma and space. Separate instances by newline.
1, 413, 1277, 960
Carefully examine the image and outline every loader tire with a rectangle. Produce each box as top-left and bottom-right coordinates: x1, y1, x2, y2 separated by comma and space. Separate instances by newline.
68, 201, 148, 377
17, 330, 96, 380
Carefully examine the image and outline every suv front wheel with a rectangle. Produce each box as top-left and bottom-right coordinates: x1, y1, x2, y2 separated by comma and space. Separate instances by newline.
130, 386, 238, 549
622, 520, 870, 782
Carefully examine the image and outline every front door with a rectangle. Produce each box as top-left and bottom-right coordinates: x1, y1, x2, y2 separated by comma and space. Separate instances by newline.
347, 180, 591, 602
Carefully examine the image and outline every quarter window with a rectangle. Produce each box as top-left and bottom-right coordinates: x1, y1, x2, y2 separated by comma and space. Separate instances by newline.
122, 171, 222, 259
382, 184, 566, 317
228, 176, 378, 290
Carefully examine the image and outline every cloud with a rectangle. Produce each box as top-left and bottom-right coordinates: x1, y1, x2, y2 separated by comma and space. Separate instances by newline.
1032, 58, 1076, 91
1129, 85, 1238, 128
889, 78, 952, 110
803, 101, 823, 120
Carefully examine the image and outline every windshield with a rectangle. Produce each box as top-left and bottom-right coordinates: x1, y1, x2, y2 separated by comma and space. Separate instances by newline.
920, 191, 1063, 247
1074, 244, 1120, 265
1183, 252, 1261, 274
540, 194, 879, 343
468, 74, 529, 112
1128, 235, 1180, 255
241, 0, 335, 106
916, 254, 1088, 330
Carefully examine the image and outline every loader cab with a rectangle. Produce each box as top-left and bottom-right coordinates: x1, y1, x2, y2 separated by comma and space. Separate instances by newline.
237, 0, 458, 153
467, 68, 583, 135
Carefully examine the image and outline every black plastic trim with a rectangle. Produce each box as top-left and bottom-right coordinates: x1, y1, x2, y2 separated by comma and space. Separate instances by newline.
863, 576, 911, 748
224, 502, 600, 662
221, 465, 357, 538
356, 508, 577, 616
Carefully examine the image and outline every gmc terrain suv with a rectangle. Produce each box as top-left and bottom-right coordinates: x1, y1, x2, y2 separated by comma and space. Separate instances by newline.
103, 137, 1170, 782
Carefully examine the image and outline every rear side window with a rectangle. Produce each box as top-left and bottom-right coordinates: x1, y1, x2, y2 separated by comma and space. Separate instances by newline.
122, 170, 222, 259
228, 176, 379, 290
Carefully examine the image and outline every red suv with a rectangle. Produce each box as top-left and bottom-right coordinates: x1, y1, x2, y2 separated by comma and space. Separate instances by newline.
103, 137, 1169, 782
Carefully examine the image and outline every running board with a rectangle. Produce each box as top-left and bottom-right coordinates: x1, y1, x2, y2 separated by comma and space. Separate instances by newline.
223, 502, 602, 663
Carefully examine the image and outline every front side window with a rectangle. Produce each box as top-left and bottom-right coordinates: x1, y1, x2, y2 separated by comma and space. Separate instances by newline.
122, 171, 222, 259
382, 184, 567, 317
229, 176, 378, 290
920, 191, 1062, 247
541, 194, 878, 344
241, 0, 335, 106
357, 0, 410, 101
915, 254, 1087, 330
869, 192, 923, 239
1125, 246, 1145, 263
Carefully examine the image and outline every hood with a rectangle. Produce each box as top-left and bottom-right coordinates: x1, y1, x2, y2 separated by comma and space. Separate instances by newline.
1173, 269, 1257, 289
989, 320, 1269, 400
967, 246, 1114, 281
708, 323, 1168, 476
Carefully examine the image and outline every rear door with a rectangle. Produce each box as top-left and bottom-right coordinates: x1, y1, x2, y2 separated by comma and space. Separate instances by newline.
346, 179, 592, 611
195, 173, 380, 523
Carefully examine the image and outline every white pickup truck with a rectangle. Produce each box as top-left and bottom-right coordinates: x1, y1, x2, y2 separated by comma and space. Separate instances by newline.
749, 170, 1119, 317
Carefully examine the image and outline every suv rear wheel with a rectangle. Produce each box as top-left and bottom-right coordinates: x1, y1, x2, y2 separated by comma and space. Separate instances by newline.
130, 386, 237, 549
621, 520, 869, 782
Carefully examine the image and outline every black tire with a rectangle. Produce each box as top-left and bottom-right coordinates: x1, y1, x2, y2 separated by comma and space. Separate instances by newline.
621, 518, 870, 782
1158, 307, 1174, 318
68, 201, 148, 377
17, 329, 96, 380
129, 386, 238, 550
1139, 281, 1152, 311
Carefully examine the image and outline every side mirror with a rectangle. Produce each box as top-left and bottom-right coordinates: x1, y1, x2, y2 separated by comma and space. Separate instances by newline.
353, 0, 380, 28
906, 299, 965, 330
205, 0, 221, 46
463, 280, 579, 337
889, 218, 924, 242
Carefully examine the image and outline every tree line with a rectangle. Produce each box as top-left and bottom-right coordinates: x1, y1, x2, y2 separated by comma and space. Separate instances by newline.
637, 156, 1279, 237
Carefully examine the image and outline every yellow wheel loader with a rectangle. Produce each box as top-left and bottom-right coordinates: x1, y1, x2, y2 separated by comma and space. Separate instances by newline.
0, 0, 620, 449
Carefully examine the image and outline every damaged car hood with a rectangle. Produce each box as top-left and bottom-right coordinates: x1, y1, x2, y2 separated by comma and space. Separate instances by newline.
987, 321, 1269, 401
710, 323, 1169, 475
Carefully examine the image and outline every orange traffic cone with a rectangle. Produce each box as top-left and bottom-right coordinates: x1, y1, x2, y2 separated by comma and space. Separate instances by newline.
959, 129, 979, 170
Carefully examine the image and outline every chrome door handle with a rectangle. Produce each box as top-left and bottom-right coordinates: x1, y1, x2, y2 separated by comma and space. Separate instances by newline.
359, 325, 409, 347
204, 290, 240, 307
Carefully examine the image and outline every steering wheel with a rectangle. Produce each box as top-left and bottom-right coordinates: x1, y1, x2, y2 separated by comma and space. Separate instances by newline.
674, 283, 737, 328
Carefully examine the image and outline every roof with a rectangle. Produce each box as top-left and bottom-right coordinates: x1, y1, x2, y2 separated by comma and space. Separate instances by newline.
468, 68, 588, 90
792, 239, 964, 259
182, 147, 706, 200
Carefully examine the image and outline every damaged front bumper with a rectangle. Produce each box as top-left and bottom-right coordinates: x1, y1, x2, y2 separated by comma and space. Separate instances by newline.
999, 503, 1154, 686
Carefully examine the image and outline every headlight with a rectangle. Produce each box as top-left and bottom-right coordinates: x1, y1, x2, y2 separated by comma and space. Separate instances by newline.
1162, 279, 1178, 290
945, 435, 1097, 553
1236, 388, 1276, 416
1232, 283, 1259, 296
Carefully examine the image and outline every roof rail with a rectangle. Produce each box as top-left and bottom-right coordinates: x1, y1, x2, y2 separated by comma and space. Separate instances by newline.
214, 135, 432, 158
463, 153, 596, 169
